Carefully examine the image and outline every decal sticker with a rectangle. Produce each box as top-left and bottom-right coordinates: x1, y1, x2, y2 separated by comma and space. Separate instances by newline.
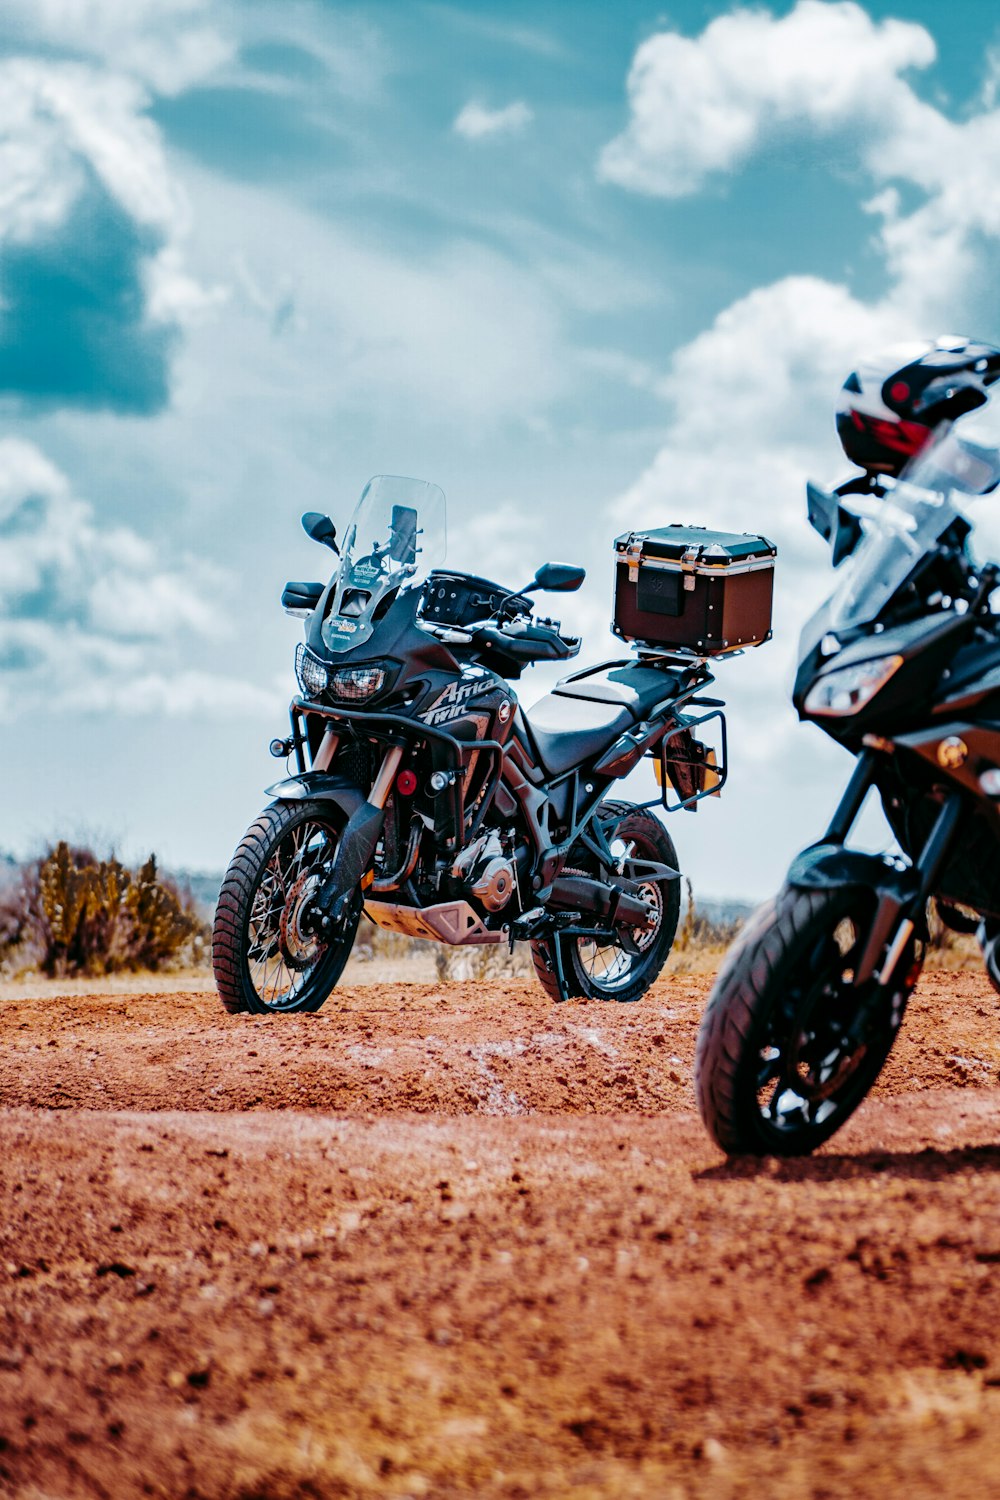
419, 675, 493, 727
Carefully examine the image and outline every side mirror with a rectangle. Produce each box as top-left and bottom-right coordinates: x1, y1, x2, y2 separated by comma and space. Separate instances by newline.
529, 562, 586, 594
806, 483, 863, 568
301, 512, 340, 553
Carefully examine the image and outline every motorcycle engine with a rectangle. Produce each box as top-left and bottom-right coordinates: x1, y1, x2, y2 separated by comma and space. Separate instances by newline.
452, 830, 517, 913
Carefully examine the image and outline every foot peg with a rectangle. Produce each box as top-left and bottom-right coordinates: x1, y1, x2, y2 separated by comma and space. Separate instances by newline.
510, 907, 579, 943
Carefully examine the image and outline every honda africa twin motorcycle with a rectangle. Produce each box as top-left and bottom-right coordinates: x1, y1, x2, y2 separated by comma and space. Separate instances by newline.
214, 475, 770, 1015
696, 395, 1000, 1155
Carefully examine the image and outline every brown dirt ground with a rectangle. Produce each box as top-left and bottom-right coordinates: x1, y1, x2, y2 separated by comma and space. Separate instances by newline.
2, 970, 1000, 1499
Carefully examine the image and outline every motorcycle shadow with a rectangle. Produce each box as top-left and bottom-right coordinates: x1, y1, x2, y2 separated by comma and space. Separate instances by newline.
697, 1142, 1000, 1185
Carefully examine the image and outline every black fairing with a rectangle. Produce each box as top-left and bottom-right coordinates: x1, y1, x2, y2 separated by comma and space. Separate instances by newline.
305, 584, 459, 682
793, 611, 974, 745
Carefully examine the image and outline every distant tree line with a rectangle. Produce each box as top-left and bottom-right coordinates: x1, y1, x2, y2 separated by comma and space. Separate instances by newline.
0, 843, 208, 977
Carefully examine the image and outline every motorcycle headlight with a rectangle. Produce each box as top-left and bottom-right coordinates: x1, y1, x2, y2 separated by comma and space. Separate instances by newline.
804, 654, 904, 717
328, 662, 388, 702
295, 643, 330, 698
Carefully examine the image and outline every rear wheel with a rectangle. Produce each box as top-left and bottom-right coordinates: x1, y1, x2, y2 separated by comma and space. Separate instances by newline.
213, 800, 362, 1016
695, 886, 919, 1155
531, 803, 681, 1003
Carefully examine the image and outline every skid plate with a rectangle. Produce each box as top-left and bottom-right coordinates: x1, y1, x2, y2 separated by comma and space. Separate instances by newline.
364, 898, 505, 946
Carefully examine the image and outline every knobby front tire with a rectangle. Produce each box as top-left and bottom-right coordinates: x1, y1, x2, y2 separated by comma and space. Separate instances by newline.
213, 799, 362, 1016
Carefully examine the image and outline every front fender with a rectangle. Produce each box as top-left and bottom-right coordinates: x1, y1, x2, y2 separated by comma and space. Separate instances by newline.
266, 772, 386, 925
786, 843, 918, 903
786, 843, 920, 986
264, 771, 366, 820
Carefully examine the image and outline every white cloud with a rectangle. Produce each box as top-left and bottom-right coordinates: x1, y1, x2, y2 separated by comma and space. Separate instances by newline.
0, 439, 273, 719
0, 0, 233, 95
598, 0, 1000, 327
0, 60, 179, 245
599, 0, 935, 198
0, 56, 223, 399
453, 100, 534, 140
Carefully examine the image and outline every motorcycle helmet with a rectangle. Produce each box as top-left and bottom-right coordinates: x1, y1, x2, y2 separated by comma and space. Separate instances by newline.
836, 336, 1000, 475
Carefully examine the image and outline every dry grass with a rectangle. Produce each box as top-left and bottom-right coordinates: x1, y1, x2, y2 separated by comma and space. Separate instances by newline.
1, 893, 988, 1003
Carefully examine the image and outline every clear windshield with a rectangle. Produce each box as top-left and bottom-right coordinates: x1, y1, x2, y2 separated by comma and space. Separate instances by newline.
903, 396, 1000, 498
820, 484, 962, 636
321, 475, 446, 654
800, 395, 1000, 655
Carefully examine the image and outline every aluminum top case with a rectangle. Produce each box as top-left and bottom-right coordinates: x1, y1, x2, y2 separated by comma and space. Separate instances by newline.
612, 524, 776, 656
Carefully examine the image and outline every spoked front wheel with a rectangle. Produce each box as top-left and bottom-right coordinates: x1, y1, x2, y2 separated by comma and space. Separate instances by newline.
695, 886, 920, 1155
213, 799, 361, 1015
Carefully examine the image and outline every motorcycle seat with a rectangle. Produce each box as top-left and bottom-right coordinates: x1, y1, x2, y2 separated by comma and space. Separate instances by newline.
552, 664, 681, 722
520, 693, 634, 779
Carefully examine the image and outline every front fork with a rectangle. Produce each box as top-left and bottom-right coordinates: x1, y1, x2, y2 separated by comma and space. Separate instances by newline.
312, 743, 405, 932
820, 750, 964, 990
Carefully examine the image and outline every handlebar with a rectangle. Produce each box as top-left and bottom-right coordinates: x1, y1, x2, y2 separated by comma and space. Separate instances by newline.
472, 618, 580, 662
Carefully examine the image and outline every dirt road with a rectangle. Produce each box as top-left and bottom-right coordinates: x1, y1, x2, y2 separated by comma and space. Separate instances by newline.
2, 972, 1000, 1498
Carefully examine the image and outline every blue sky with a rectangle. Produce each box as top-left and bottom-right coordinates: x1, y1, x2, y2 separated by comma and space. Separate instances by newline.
2, 0, 1000, 898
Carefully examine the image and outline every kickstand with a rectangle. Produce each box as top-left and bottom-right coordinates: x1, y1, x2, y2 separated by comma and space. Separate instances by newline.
551, 934, 571, 1003
512, 907, 576, 1002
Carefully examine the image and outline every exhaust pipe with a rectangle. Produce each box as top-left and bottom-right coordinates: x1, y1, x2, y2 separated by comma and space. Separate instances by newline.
549, 874, 655, 928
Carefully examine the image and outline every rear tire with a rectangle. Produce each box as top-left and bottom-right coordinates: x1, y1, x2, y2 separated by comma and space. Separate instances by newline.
530, 802, 681, 1003
695, 886, 918, 1156
213, 800, 362, 1016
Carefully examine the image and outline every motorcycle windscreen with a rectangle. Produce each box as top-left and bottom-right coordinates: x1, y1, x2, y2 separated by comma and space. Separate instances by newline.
798, 486, 963, 662
903, 396, 1000, 501
909, 398, 1000, 573
321, 476, 447, 653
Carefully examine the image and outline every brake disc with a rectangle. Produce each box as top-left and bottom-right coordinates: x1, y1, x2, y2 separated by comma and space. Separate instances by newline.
280, 872, 324, 969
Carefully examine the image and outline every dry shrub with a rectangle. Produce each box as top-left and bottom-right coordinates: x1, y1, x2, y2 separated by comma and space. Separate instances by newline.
433, 942, 533, 983
923, 898, 982, 971
668, 878, 745, 975
1, 843, 207, 977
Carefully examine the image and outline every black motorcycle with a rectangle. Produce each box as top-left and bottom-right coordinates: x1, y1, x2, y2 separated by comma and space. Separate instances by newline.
696, 398, 1000, 1155
213, 475, 764, 1014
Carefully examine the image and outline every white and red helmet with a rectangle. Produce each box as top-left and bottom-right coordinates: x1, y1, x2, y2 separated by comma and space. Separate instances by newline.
837, 336, 1000, 475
